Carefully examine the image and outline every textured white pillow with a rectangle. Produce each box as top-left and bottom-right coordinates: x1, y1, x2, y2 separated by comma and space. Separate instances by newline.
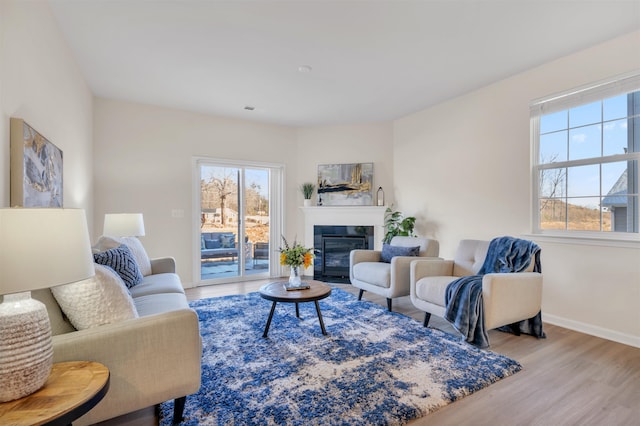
51, 264, 138, 330
94, 236, 152, 276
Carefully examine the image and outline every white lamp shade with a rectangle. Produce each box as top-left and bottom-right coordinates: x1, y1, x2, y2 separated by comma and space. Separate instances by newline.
0, 208, 95, 295
103, 213, 145, 237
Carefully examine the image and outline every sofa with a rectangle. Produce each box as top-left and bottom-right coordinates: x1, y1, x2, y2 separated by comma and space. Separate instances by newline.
32, 249, 202, 425
201, 232, 238, 260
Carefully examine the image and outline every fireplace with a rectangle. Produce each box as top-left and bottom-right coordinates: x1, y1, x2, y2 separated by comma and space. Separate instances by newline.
314, 225, 374, 283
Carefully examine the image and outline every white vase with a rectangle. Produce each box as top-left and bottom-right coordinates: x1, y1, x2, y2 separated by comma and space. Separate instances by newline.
303, 199, 311, 207
288, 266, 302, 287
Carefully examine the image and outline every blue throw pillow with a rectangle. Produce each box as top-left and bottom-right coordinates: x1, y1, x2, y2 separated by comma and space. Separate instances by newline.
381, 243, 420, 263
93, 244, 143, 289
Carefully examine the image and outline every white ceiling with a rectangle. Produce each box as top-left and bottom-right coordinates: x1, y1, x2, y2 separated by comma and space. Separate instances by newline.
48, 0, 640, 127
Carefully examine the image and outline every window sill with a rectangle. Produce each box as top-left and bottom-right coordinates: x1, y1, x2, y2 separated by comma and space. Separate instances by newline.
525, 232, 640, 249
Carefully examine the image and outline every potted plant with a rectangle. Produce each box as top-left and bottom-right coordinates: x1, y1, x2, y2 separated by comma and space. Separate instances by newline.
300, 182, 315, 207
383, 206, 416, 244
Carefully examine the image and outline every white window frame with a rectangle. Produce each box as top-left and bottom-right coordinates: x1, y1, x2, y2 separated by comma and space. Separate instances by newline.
530, 71, 640, 246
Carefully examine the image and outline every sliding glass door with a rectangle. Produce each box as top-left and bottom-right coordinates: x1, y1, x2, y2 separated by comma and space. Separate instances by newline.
195, 158, 282, 285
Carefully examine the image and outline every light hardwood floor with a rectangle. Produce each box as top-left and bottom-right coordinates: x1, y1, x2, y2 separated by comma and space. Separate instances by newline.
100, 280, 640, 426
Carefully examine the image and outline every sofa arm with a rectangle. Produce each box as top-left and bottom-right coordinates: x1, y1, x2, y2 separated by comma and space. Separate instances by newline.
410, 259, 455, 282
387, 256, 423, 298
350, 249, 381, 265
482, 272, 543, 330
151, 257, 176, 274
52, 309, 202, 425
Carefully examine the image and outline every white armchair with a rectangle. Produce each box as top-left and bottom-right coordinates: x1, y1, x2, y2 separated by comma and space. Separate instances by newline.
350, 236, 439, 312
410, 239, 542, 336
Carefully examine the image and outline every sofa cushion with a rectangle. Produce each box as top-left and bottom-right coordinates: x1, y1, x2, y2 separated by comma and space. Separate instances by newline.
93, 244, 144, 288
95, 236, 152, 277
204, 239, 222, 249
129, 273, 185, 298
134, 293, 191, 317
353, 262, 391, 288
415, 276, 459, 306
51, 264, 138, 330
380, 243, 420, 263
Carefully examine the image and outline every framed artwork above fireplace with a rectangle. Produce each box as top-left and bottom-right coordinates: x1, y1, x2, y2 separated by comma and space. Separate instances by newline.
317, 162, 373, 206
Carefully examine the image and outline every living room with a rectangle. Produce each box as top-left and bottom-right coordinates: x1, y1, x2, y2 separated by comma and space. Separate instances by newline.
1, 0, 639, 424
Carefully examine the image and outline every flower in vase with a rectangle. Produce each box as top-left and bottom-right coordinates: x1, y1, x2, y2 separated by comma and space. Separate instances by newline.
279, 236, 314, 268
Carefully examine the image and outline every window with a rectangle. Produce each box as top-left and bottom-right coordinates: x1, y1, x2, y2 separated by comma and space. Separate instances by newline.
531, 73, 640, 238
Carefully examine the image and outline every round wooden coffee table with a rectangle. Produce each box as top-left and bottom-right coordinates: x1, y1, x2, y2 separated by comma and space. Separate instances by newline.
259, 280, 332, 337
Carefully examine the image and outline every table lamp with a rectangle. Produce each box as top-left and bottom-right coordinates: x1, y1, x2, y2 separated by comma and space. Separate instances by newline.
0, 208, 95, 402
103, 213, 145, 237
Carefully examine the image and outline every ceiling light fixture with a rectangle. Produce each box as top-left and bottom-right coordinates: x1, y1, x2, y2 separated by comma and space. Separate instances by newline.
244, 106, 255, 111
298, 65, 312, 73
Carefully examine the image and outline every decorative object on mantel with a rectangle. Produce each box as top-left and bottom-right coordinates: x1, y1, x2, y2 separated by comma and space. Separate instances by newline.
376, 186, 385, 206
317, 162, 373, 206
0, 208, 95, 402
278, 236, 314, 290
300, 182, 315, 207
10, 118, 63, 208
383, 206, 416, 244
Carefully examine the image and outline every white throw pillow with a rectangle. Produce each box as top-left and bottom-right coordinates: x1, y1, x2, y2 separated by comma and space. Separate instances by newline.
94, 235, 152, 276
51, 264, 138, 330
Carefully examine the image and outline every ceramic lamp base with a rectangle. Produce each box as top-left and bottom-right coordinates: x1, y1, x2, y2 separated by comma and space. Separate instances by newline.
0, 292, 53, 402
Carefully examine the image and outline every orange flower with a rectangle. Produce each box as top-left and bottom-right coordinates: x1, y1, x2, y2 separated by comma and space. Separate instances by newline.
303, 252, 313, 268
280, 252, 287, 266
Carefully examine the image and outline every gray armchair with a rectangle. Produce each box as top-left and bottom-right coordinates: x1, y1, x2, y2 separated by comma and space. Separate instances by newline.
350, 236, 439, 311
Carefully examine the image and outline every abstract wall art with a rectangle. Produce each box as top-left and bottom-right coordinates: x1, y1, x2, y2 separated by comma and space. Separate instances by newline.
10, 118, 63, 207
317, 162, 373, 206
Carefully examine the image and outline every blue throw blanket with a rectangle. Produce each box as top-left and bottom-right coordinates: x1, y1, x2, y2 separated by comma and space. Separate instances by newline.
444, 237, 545, 348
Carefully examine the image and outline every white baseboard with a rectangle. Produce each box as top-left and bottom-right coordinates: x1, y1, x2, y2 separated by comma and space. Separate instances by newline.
543, 313, 640, 348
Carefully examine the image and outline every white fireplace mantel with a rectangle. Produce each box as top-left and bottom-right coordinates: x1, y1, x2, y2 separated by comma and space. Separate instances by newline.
300, 206, 387, 251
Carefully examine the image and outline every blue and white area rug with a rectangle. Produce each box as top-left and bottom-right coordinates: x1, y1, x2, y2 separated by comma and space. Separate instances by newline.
159, 288, 521, 425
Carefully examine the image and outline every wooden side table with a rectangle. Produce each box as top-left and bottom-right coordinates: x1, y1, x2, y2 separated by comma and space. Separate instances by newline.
0, 361, 110, 426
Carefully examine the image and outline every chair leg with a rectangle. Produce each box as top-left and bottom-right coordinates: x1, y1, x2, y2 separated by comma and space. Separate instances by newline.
423, 312, 431, 327
386, 298, 392, 312
173, 396, 186, 425
358, 289, 364, 300
508, 322, 521, 336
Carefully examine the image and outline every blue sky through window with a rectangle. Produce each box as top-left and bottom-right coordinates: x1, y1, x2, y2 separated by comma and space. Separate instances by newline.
539, 93, 634, 209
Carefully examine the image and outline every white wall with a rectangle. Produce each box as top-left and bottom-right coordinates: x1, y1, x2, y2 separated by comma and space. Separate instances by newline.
93, 100, 395, 284
0, 0, 93, 227
394, 31, 640, 347
93, 98, 297, 284
295, 123, 394, 239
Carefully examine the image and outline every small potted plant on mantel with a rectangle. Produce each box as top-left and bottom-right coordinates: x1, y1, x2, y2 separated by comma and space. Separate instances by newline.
300, 182, 315, 207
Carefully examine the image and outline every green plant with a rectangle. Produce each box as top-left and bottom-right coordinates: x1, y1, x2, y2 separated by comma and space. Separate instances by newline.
383, 206, 416, 244
300, 182, 315, 199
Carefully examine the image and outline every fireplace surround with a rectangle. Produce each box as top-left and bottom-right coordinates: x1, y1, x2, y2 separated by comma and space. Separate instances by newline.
301, 206, 386, 283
